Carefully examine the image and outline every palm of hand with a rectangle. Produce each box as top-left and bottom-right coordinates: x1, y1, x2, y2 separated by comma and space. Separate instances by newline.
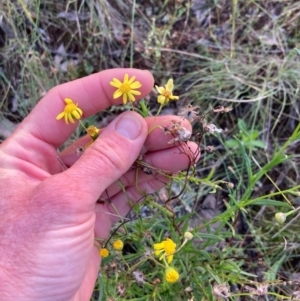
1, 138, 106, 301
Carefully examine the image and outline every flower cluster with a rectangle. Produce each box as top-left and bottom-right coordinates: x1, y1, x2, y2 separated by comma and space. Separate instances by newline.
153, 232, 193, 284
154, 238, 176, 263
53, 73, 230, 296
55, 74, 225, 163
98, 239, 124, 259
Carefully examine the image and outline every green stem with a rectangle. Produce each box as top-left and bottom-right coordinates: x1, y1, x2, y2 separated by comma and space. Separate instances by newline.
148, 103, 164, 134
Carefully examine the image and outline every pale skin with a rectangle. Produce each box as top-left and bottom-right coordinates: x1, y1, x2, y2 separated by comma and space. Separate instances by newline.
0, 69, 198, 301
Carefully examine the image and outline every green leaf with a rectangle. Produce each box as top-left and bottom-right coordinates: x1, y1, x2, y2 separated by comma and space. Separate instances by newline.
224, 139, 239, 148
238, 118, 248, 133
197, 233, 224, 241
247, 199, 293, 208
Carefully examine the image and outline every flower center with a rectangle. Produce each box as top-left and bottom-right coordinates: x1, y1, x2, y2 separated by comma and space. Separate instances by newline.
65, 104, 77, 113
120, 83, 131, 93
164, 241, 175, 254
163, 90, 171, 98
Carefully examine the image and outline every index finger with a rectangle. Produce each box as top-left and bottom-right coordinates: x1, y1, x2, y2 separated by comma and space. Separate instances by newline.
22, 69, 154, 148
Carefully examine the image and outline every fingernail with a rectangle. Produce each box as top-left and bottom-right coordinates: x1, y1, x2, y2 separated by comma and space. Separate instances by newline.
115, 114, 143, 140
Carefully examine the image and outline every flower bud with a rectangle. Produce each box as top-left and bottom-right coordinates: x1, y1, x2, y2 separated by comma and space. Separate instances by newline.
165, 267, 179, 283
184, 231, 194, 241
113, 239, 124, 251
99, 248, 109, 258
275, 212, 287, 224
227, 182, 234, 189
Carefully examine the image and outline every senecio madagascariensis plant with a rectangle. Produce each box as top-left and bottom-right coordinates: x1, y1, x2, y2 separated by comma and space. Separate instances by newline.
154, 238, 176, 263
110, 73, 142, 104
155, 78, 179, 105
56, 98, 83, 124
113, 239, 124, 251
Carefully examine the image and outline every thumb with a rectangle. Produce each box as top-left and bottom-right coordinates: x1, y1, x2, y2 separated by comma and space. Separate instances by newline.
61, 111, 148, 205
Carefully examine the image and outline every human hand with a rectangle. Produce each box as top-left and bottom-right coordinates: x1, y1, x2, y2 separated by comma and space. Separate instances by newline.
0, 69, 198, 301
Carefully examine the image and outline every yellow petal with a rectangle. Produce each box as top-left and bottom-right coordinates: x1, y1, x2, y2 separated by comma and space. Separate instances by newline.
127, 75, 136, 84
72, 111, 81, 119
124, 73, 129, 82
130, 90, 141, 96
56, 112, 65, 120
167, 254, 173, 263
68, 114, 75, 123
130, 81, 142, 89
170, 95, 179, 100
154, 242, 165, 250
165, 79, 174, 92
76, 107, 83, 115
113, 89, 123, 99
110, 79, 122, 88
64, 114, 69, 124
154, 249, 163, 256
122, 93, 128, 104
64, 98, 74, 104
157, 95, 166, 104
155, 85, 164, 94
127, 92, 136, 102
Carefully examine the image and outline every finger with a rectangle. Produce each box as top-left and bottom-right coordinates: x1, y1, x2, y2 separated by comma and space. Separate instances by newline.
98, 141, 199, 199
58, 111, 148, 210
59, 115, 193, 167
144, 116, 192, 151
100, 170, 168, 201
17, 69, 154, 148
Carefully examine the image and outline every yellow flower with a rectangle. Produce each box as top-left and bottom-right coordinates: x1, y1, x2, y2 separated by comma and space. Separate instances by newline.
86, 125, 100, 141
154, 238, 176, 263
56, 98, 83, 124
113, 239, 124, 251
165, 267, 179, 283
99, 248, 109, 258
155, 79, 179, 105
110, 74, 142, 104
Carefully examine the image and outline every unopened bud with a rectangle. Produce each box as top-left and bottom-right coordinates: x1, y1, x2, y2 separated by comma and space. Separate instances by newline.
227, 182, 234, 188
275, 212, 287, 224
184, 231, 193, 241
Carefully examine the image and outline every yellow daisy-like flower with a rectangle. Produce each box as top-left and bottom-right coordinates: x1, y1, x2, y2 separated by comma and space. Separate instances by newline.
165, 267, 179, 283
99, 248, 109, 258
110, 74, 142, 104
155, 79, 179, 105
86, 125, 100, 141
56, 98, 83, 124
154, 238, 176, 263
113, 239, 124, 251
